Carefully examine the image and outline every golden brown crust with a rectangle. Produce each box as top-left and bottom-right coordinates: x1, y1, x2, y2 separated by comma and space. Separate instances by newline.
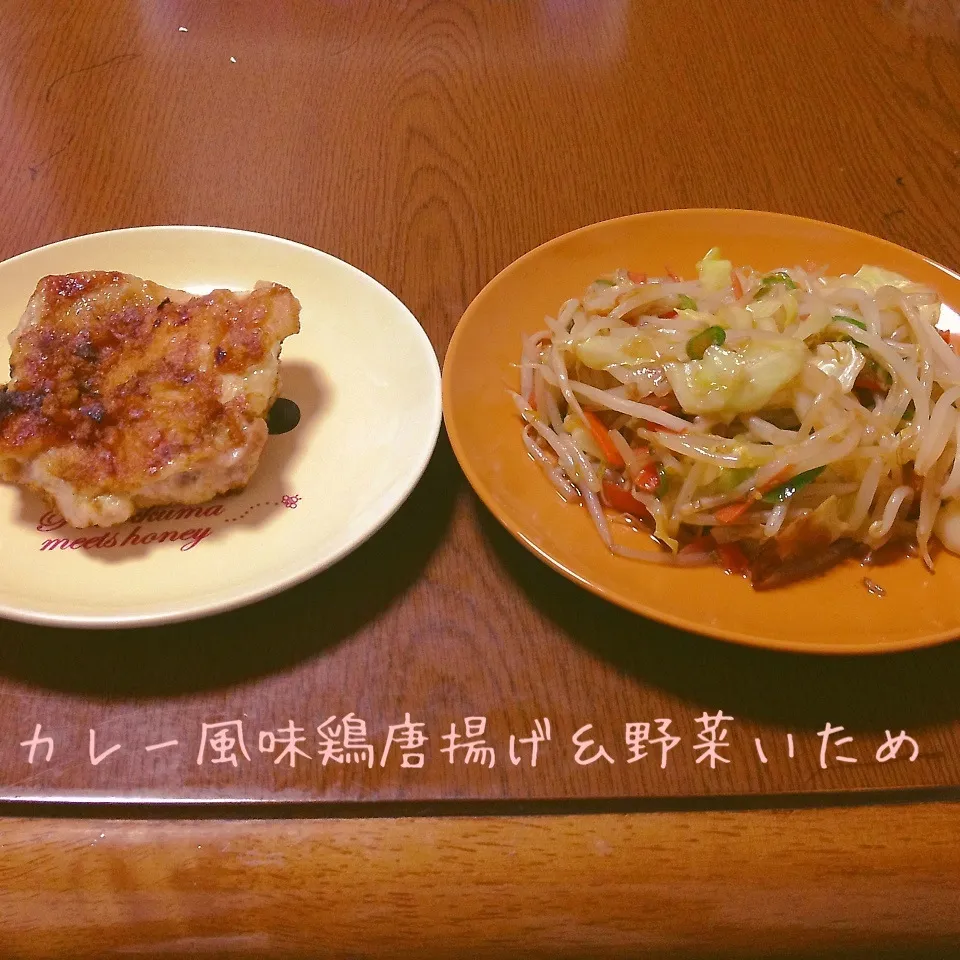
0, 272, 300, 525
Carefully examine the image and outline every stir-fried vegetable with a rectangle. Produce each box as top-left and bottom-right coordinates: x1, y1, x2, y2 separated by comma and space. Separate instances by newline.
714, 500, 753, 524
634, 460, 664, 493
601, 481, 650, 520
582, 410, 625, 468
516, 251, 954, 588
756, 270, 798, 297
686, 325, 726, 360
833, 314, 866, 330
761, 466, 827, 503
665, 338, 807, 417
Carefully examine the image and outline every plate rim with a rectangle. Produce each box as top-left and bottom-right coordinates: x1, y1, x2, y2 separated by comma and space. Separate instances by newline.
0, 224, 443, 629
443, 208, 960, 655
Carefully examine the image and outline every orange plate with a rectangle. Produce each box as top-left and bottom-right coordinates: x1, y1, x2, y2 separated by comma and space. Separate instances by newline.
443, 209, 960, 655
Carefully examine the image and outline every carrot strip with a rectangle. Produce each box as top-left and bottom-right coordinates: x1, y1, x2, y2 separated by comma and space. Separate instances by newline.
939, 329, 960, 354
855, 370, 886, 392
583, 410, 625, 468
646, 421, 684, 434
714, 500, 752, 524
634, 462, 662, 493
717, 542, 750, 575
730, 270, 744, 300
628, 270, 647, 284
601, 481, 651, 521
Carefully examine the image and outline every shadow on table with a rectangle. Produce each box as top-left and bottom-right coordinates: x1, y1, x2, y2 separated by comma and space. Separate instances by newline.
0, 435, 461, 699
476, 502, 960, 731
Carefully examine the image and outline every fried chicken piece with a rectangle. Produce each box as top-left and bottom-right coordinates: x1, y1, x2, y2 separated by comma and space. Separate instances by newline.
0, 271, 300, 527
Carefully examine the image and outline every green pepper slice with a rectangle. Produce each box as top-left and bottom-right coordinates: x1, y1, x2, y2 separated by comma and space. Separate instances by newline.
755, 271, 798, 298
833, 314, 867, 330
686, 325, 726, 360
761, 466, 827, 504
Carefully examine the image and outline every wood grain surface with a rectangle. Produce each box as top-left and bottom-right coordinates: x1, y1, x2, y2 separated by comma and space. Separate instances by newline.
0, 0, 959, 953
1, 804, 959, 960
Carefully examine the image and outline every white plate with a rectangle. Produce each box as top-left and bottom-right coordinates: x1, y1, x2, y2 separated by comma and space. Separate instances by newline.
0, 226, 441, 628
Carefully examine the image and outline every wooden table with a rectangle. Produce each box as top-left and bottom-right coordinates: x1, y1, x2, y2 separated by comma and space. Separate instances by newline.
1, 0, 960, 956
